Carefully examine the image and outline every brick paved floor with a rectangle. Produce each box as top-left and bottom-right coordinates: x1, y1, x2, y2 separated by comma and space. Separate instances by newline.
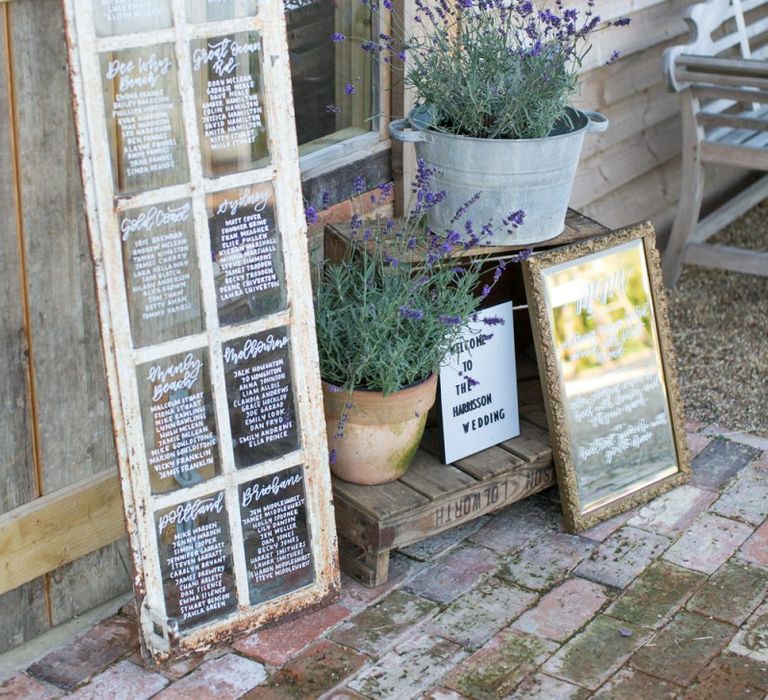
2, 425, 767, 699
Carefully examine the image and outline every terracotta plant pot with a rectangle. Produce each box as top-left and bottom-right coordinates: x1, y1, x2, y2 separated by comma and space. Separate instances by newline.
322, 374, 438, 485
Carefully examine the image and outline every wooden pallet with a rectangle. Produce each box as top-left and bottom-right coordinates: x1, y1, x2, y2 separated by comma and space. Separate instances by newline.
332, 359, 557, 587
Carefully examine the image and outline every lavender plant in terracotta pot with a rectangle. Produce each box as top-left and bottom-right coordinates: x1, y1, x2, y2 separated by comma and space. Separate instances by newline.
310, 164, 528, 484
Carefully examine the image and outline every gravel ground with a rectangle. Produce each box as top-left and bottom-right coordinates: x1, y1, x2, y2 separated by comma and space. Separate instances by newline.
666, 199, 768, 437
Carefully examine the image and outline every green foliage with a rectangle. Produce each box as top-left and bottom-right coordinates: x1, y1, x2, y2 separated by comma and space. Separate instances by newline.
356, 1, 628, 139
406, 11, 578, 138
312, 175, 515, 395
314, 241, 484, 394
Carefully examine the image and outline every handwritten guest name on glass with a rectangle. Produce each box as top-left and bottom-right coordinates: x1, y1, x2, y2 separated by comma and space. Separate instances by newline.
191, 33, 269, 176
100, 45, 189, 194
62, 0, 338, 664
523, 225, 690, 532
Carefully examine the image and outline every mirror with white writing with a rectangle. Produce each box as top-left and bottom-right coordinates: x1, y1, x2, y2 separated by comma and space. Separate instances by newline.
156, 490, 238, 631
239, 465, 314, 605
120, 199, 204, 347
100, 45, 188, 195
523, 224, 690, 532
191, 33, 269, 177
92, 0, 172, 37
138, 349, 220, 494
223, 328, 300, 468
186, 0, 258, 23
208, 184, 286, 325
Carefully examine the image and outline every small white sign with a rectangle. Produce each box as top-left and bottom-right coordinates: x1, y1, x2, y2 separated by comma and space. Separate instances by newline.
439, 301, 520, 463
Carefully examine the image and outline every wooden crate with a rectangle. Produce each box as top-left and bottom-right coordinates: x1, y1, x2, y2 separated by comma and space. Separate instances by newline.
333, 365, 556, 587
325, 209, 609, 260
327, 210, 610, 587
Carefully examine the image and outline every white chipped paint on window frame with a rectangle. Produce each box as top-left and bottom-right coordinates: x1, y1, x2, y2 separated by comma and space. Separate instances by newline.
61, 0, 339, 664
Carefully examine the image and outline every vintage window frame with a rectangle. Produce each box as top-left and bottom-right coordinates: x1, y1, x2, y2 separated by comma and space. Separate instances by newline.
522, 223, 692, 532
62, 0, 340, 664
291, 0, 392, 185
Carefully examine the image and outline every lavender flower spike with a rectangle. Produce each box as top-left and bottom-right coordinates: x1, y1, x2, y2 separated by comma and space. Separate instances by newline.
400, 306, 425, 321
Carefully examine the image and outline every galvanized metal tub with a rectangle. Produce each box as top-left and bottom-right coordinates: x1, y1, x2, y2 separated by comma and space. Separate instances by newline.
389, 108, 608, 246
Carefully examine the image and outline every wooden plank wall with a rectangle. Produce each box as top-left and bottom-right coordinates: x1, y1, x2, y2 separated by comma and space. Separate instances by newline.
0, 0, 758, 655
0, 0, 130, 654
570, 0, 751, 241
0, 1, 49, 653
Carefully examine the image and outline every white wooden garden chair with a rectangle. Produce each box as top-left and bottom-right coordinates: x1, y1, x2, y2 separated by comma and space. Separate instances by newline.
663, 0, 768, 286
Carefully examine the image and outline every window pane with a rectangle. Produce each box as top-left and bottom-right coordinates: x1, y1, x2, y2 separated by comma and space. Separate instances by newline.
285, 0, 374, 154
239, 465, 314, 605
207, 184, 287, 327
93, 0, 172, 37
156, 491, 237, 630
186, 0, 258, 24
137, 349, 220, 494
223, 328, 300, 468
100, 45, 188, 195
120, 199, 204, 348
190, 33, 270, 177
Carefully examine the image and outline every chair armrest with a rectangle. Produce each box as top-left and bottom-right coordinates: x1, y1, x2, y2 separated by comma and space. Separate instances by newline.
663, 0, 740, 92
673, 54, 768, 92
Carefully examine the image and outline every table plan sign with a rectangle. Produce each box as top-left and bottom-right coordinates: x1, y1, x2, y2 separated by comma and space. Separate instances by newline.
522, 224, 691, 532
62, 0, 338, 663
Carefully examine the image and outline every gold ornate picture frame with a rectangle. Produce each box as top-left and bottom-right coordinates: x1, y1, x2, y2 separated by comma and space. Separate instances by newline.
522, 223, 691, 532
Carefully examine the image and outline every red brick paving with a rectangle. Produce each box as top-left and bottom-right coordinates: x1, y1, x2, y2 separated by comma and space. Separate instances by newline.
67, 660, 167, 699
0, 430, 765, 698
626, 483, 718, 537
630, 611, 736, 686
403, 544, 501, 603
690, 437, 762, 489
335, 555, 426, 612
575, 526, 670, 589
728, 601, 768, 663
580, 509, 634, 543
686, 559, 768, 625
507, 673, 589, 699
591, 667, 679, 699
151, 650, 210, 682
0, 673, 61, 699
467, 496, 562, 553
686, 431, 711, 458
25, 617, 138, 691
739, 519, 768, 567
499, 532, 595, 591
443, 629, 556, 699
606, 560, 706, 629
542, 616, 652, 690
427, 576, 537, 649
233, 603, 352, 666
663, 512, 753, 574
711, 464, 768, 525
347, 634, 467, 698
328, 589, 438, 656
680, 653, 768, 699
243, 640, 367, 699
152, 653, 267, 699
512, 578, 609, 642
